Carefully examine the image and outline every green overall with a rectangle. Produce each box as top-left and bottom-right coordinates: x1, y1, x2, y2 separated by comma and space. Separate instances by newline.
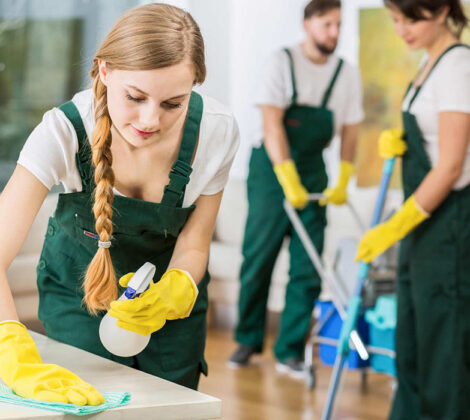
236, 49, 344, 361
390, 44, 470, 420
36, 92, 209, 390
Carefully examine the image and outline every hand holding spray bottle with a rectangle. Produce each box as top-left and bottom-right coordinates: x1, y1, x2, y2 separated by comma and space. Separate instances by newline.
99, 262, 155, 357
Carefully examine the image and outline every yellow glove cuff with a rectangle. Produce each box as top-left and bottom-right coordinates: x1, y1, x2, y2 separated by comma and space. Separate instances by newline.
164, 269, 199, 318
273, 159, 301, 185
0, 321, 29, 348
273, 159, 308, 209
0, 320, 25, 329
319, 161, 354, 206
176, 269, 198, 317
337, 161, 355, 188
355, 195, 429, 263
0, 321, 43, 385
388, 195, 429, 238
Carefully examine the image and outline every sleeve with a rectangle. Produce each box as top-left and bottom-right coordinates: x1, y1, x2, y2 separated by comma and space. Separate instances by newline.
434, 49, 470, 114
17, 108, 78, 189
254, 50, 291, 109
200, 115, 240, 195
344, 65, 365, 125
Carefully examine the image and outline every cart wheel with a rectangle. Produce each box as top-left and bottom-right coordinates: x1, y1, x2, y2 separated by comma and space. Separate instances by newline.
307, 366, 316, 390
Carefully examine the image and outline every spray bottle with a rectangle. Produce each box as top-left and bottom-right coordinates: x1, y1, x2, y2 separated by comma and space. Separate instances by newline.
99, 262, 155, 357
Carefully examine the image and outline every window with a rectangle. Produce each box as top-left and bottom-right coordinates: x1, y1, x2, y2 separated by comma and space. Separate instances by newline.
0, 0, 145, 189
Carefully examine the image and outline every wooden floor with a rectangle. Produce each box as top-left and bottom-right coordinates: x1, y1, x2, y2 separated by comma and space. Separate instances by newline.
199, 328, 394, 420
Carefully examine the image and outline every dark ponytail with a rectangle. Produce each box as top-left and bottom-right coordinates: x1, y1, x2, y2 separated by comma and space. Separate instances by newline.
447, 0, 469, 36
384, 0, 468, 37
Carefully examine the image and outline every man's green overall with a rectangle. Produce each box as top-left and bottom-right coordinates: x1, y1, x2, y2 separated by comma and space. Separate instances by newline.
236, 49, 344, 361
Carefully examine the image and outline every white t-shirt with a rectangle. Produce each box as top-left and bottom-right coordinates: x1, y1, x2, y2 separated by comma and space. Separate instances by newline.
18, 89, 240, 206
251, 44, 364, 146
402, 46, 470, 190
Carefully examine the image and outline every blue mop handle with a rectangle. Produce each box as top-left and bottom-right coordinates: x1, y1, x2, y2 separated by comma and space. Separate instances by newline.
337, 157, 395, 355
322, 157, 396, 420
356, 157, 396, 288
371, 158, 396, 228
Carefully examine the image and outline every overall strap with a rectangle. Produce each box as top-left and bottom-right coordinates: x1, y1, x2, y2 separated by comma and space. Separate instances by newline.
284, 48, 298, 105
161, 91, 204, 207
321, 58, 344, 108
406, 43, 469, 111
59, 101, 94, 192
403, 82, 413, 104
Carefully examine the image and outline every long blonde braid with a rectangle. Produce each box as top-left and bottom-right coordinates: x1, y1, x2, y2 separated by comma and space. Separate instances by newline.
83, 64, 117, 315
81, 3, 206, 315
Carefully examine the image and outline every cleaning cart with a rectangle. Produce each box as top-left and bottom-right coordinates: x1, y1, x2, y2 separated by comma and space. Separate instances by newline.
284, 190, 397, 391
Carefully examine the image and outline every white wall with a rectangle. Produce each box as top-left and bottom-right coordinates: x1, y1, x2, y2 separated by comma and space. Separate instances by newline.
227, 0, 306, 178
184, 0, 372, 180
156, 0, 390, 180
186, 0, 231, 106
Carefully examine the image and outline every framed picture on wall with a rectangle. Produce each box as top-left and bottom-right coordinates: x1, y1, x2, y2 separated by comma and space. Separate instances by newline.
352, 0, 470, 187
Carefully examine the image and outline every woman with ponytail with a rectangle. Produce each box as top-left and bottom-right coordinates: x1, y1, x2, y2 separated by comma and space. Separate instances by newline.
0, 3, 239, 404
356, 1, 470, 419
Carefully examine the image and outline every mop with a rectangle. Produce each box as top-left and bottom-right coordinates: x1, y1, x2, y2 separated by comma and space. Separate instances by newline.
284, 195, 370, 364
321, 157, 396, 420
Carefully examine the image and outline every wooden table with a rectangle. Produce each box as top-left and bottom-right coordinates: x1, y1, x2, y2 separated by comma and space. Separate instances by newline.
0, 332, 221, 419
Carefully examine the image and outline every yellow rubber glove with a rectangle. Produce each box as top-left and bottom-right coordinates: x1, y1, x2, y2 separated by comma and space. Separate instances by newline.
273, 159, 309, 209
0, 321, 104, 405
356, 195, 429, 263
319, 161, 355, 206
378, 128, 407, 159
109, 269, 198, 336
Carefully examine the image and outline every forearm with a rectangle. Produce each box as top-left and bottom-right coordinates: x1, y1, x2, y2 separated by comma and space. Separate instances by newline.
340, 123, 359, 163
320, 125, 358, 207
165, 192, 222, 285
259, 105, 291, 165
417, 111, 470, 212
0, 271, 19, 321
0, 166, 49, 323
167, 247, 208, 286
263, 123, 291, 165
414, 164, 462, 213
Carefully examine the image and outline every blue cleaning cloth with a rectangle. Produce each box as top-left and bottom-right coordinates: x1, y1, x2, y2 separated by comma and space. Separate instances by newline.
0, 383, 130, 416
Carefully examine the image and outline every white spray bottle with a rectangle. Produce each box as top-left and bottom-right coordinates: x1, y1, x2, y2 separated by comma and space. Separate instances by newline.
99, 262, 156, 357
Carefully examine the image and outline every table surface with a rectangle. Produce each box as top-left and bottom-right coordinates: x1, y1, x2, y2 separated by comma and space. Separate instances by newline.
0, 331, 221, 420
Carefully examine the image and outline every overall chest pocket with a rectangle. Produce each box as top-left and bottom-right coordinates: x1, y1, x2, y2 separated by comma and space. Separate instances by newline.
284, 106, 334, 156
73, 213, 179, 277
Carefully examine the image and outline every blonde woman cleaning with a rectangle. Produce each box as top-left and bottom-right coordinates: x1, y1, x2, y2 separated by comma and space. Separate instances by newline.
0, 3, 239, 405
357, 1, 470, 419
